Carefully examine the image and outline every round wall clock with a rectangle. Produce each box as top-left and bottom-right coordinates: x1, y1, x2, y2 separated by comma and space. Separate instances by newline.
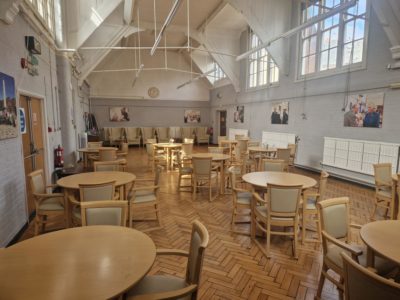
148, 87, 159, 98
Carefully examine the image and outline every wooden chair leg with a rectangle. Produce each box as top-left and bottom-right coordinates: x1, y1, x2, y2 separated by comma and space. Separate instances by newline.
129, 202, 133, 228
316, 264, 327, 299
34, 216, 40, 236
370, 200, 378, 221
302, 212, 307, 245
266, 223, 271, 258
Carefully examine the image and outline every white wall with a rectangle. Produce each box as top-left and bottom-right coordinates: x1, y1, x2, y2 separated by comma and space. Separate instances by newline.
210, 6, 400, 183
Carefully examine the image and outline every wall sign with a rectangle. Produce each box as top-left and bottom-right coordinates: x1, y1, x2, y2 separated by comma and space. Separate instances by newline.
19, 108, 26, 134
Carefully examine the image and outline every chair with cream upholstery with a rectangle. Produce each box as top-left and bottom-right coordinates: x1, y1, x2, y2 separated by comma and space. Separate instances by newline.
229, 169, 251, 233
195, 127, 210, 145
176, 151, 193, 192
93, 160, 126, 172
146, 138, 157, 144
125, 127, 141, 146
107, 127, 124, 146
99, 148, 117, 161
156, 127, 170, 143
27, 169, 66, 236
341, 252, 400, 300
87, 141, 103, 148
315, 197, 396, 300
276, 148, 291, 172
217, 135, 227, 147
235, 139, 256, 173
288, 143, 297, 168
141, 127, 155, 147
181, 142, 193, 159
128, 165, 162, 228
371, 163, 394, 220
260, 159, 285, 172
301, 171, 329, 244
126, 220, 209, 300
235, 134, 245, 140
192, 157, 219, 202
183, 138, 194, 144
181, 127, 195, 142
80, 200, 128, 226
146, 142, 166, 172
251, 184, 302, 258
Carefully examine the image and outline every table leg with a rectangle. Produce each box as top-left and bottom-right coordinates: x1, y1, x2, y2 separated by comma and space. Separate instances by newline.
83, 153, 88, 168
64, 189, 72, 228
220, 160, 225, 195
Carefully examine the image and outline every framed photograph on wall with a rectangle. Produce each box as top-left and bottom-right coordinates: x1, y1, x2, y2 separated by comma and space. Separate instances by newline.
109, 107, 130, 122
184, 110, 201, 123
343, 92, 384, 128
233, 106, 244, 123
0, 72, 17, 140
270, 101, 289, 125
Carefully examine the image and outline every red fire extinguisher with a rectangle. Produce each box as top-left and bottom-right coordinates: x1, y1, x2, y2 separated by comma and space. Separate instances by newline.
54, 145, 64, 168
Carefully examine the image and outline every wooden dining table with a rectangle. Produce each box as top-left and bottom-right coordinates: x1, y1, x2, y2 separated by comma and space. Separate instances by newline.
190, 153, 231, 194
57, 171, 136, 227
242, 171, 317, 190
0, 226, 156, 300
360, 220, 400, 267
154, 143, 182, 170
77, 147, 118, 168
248, 146, 277, 170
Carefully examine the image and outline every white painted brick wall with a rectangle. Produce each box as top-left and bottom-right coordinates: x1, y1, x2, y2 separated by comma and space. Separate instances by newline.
0, 138, 27, 246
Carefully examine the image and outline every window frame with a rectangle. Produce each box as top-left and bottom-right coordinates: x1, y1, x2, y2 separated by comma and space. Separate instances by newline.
25, 0, 56, 36
207, 61, 227, 86
296, 0, 370, 81
246, 30, 280, 91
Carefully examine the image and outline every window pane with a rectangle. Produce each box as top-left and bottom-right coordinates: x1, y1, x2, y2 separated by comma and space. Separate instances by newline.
344, 20, 355, 43
330, 26, 339, 47
308, 55, 316, 73
329, 48, 337, 69
353, 39, 364, 63
320, 51, 328, 71
321, 31, 330, 51
357, 0, 367, 15
302, 39, 310, 57
354, 19, 365, 40
310, 36, 317, 54
342, 42, 352, 66
302, 57, 308, 75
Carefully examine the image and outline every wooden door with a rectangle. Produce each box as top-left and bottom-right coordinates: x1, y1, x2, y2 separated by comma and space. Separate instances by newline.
20, 95, 46, 215
219, 111, 227, 136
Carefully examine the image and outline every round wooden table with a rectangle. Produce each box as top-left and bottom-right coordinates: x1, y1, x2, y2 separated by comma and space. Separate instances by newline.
391, 174, 399, 220
190, 153, 231, 194
248, 147, 277, 170
360, 220, 400, 267
154, 143, 182, 170
78, 147, 118, 167
219, 140, 238, 157
57, 171, 136, 226
0, 226, 156, 300
242, 171, 317, 190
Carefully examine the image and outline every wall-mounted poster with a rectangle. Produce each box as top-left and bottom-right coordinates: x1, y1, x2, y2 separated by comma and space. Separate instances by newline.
109, 107, 130, 122
0, 72, 17, 140
233, 106, 244, 123
344, 93, 384, 128
270, 101, 289, 125
184, 110, 201, 123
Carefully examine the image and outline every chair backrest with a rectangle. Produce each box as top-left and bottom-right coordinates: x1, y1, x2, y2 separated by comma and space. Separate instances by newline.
184, 138, 194, 143
192, 157, 212, 177
119, 142, 128, 153
318, 171, 329, 199
146, 143, 155, 157
342, 252, 400, 300
87, 142, 103, 149
79, 181, 116, 202
373, 163, 392, 186
248, 140, 260, 147
277, 148, 291, 162
28, 169, 46, 195
261, 159, 285, 172
196, 127, 207, 137
141, 127, 154, 140
267, 184, 302, 217
110, 127, 123, 141
288, 143, 297, 156
218, 136, 227, 147
94, 160, 123, 172
80, 200, 128, 226
181, 143, 193, 157
156, 127, 169, 139
237, 139, 248, 154
235, 134, 245, 140
228, 167, 243, 190
146, 138, 157, 144
208, 147, 224, 154
99, 149, 117, 161
317, 197, 350, 242
125, 127, 140, 139
185, 220, 210, 286
181, 127, 194, 139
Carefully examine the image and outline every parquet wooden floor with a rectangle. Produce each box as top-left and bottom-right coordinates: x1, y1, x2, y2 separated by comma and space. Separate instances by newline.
19, 146, 384, 299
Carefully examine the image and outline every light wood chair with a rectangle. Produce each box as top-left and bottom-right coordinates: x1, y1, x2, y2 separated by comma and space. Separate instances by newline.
183, 137, 194, 144
251, 184, 303, 258
288, 143, 297, 167
146, 142, 166, 172
195, 127, 210, 145
181, 127, 195, 142
99, 148, 117, 161
141, 127, 155, 147
341, 252, 400, 300
125, 220, 209, 300
87, 141, 103, 148
176, 151, 193, 192
217, 135, 227, 147
371, 163, 393, 220
181, 142, 193, 159
260, 159, 285, 172
316, 197, 396, 300
301, 171, 329, 244
208, 147, 224, 154
192, 157, 219, 202
107, 127, 124, 146
235, 134, 245, 140
248, 140, 260, 147
27, 169, 66, 236
156, 127, 170, 143
125, 127, 141, 146
128, 165, 162, 229
93, 160, 126, 172
234, 140, 256, 173
80, 200, 128, 226
276, 148, 291, 171
229, 169, 251, 233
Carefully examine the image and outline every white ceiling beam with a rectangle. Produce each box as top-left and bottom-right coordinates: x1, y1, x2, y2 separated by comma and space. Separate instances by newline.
372, 0, 400, 47
68, 0, 123, 49
123, 0, 135, 25
196, 0, 226, 32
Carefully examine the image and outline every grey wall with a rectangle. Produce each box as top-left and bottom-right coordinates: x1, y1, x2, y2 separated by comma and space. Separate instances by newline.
210, 6, 400, 182
90, 99, 211, 128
